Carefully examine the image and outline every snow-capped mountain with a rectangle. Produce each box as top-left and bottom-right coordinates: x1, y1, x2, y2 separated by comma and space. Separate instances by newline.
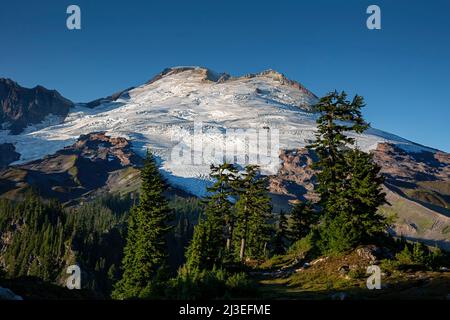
0, 66, 449, 248
0, 66, 434, 196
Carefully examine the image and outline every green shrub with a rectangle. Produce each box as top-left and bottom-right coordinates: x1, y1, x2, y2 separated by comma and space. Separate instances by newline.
288, 234, 315, 260
395, 242, 443, 270
165, 266, 226, 299
165, 266, 256, 300
225, 272, 256, 295
317, 213, 362, 255
380, 258, 401, 273
347, 267, 367, 280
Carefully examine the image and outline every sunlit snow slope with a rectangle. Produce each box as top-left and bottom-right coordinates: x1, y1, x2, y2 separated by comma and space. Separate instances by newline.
0, 67, 430, 196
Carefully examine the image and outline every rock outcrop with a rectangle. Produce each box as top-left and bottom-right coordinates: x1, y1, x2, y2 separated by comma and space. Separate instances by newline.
0, 78, 73, 134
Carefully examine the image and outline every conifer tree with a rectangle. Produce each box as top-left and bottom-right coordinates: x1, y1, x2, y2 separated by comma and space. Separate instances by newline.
308, 91, 388, 253
339, 149, 387, 239
233, 165, 272, 261
185, 215, 208, 270
317, 141, 387, 253
273, 210, 289, 254
112, 151, 173, 299
185, 163, 237, 270
209, 163, 238, 252
289, 201, 316, 242
309, 91, 368, 205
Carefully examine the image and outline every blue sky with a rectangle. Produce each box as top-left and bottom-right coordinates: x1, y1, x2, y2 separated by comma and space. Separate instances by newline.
0, 0, 449, 151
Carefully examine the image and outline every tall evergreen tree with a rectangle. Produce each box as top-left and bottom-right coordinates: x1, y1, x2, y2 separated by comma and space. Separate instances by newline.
289, 201, 316, 242
309, 91, 368, 205
273, 210, 289, 255
209, 163, 238, 253
339, 149, 387, 239
185, 215, 209, 271
233, 165, 272, 261
308, 91, 387, 253
112, 151, 173, 299
185, 163, 238, 270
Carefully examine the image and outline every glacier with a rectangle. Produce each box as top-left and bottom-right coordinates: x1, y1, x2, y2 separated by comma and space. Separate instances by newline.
0, 67, 432, 196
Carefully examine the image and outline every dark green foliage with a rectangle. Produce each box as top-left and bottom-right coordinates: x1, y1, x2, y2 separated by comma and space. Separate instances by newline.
317, 150, 387, 254
273, 210, 289, 255
308, 91, 387, 254
0, 193, 65, 282
66, 195, 130, 294
186, 163, 273, 269
185, 216, 209, 271
0, 175, 204, 298
340, 149, 387, 238
289, 201, 317, 242
167, 196, 203, 269
184, 197, 225, 270
112, 151, 173, 299
186, 163, 237, 270
0, 191, 131, 296
317, 212, 362, 254
233, 165, 273, 261
309, 91, 368, 203
165, 266, 257, 300
209, 163, 239, 254
395, 242, 445, 270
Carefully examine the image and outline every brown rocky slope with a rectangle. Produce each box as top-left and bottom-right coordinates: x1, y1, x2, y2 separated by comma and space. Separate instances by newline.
269, 143, 450, 250
0, 132, 142, 205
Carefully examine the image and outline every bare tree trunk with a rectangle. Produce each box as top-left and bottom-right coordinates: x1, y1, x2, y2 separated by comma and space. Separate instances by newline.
226, 223, 234, 252
239, 237, 246, 261
239, 202, 249, 261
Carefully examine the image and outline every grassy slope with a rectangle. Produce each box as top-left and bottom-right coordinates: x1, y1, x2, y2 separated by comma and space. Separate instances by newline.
254, 249, 450, 300
378, 187, 450, 249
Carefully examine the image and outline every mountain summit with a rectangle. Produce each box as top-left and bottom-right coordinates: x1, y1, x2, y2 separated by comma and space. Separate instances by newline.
0, 67, 449, 248
0, 67, 437, 183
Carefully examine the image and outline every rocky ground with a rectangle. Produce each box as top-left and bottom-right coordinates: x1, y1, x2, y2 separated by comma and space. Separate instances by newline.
254, 245, 450, 300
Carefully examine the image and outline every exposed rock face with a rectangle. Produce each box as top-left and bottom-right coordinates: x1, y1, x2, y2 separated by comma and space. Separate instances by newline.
269, 143, 450, 249
372, 143, 450, 184
372, 144, 450, 241
0, 78, 73, 134
71, 132, 143, 166
355, 245, 394, 263
269, 148, 318, 202
243, 69, 318, 102
84, 87, 134, 108
0, 143, 20, 168
271, 143, 449, 203
0, 132, 142, 204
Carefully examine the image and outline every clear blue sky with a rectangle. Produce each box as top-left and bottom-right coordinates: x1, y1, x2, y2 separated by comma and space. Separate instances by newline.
0, 0, 449, 151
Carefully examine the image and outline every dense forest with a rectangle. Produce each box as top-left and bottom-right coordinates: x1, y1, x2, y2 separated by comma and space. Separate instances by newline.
0, 190, 203, 298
